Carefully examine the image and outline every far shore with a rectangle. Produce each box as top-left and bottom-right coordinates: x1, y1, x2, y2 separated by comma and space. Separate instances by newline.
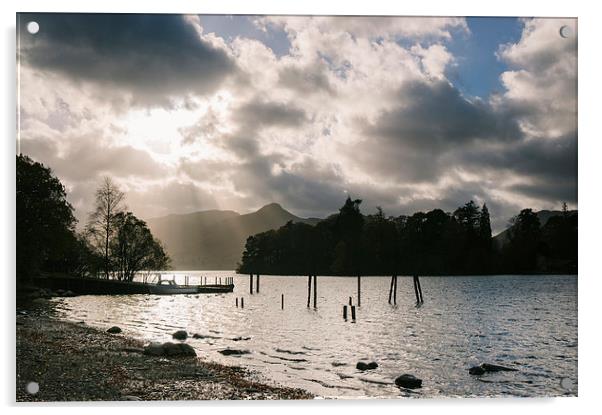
16, 300, 313, 402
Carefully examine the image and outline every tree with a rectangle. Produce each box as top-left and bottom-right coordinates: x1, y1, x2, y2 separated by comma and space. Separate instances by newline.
86, 177, 125, 278
16, 155, 78, 282
331, 196, 364, 274
112, 212, 170, 281
506, 209, 542, 273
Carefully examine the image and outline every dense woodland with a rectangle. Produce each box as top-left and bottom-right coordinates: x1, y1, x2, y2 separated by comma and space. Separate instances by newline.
238, 197, 577, 276
16, 155, 169, 284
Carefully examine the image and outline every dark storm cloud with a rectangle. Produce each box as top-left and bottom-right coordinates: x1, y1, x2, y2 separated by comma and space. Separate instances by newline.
19, 13, 236, 106
367, 80, 521, 150
464, 134, 577, 196
353, 79, 523, 183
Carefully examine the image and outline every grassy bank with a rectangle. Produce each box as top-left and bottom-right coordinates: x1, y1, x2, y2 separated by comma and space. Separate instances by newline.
16, 305, 313, 401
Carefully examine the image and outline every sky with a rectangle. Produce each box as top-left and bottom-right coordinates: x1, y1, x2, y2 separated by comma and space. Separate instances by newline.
17, 14, 577, 233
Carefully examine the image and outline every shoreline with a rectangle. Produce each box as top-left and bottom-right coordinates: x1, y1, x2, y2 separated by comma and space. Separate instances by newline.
16, 303, 313, 402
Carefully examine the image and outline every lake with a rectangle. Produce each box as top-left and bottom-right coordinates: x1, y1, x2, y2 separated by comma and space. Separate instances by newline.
50, 273, 577, 398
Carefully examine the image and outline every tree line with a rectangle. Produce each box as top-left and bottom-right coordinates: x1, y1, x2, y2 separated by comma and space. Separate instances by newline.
16, 155, 169, 284
238, 197, 577, 276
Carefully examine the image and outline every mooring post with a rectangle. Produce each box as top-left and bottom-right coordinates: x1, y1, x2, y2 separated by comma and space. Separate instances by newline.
393, 275, 398, 305
413, 275, 420, 303
416, 276, 424, 302
281, 293, 284, 310
388, 276, 394, 304
250, 274, 254, 294
256, 274, 260, 293
241, 297, 244, 308
343, 305, 348, 320
357, 275, 361, 307
313, 275, 317, 309
351, 305, 356, 321
236, 297, 239, 307
307, 275, 312, 307
349, 296, 353, 306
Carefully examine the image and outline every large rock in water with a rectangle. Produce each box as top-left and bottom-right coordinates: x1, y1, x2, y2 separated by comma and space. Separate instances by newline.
172, 330, 188, 340
356, 361, 378, 371
395, 374, 422, 389
469, 363, 518, 375
144, 342, 196, 357
107, 326, 122, 334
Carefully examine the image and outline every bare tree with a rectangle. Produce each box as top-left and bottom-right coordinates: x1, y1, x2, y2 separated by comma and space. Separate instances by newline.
86, 177, 125, 278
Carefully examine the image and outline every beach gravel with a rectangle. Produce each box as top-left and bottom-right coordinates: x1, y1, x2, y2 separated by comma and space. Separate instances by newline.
16, 310, 313, 401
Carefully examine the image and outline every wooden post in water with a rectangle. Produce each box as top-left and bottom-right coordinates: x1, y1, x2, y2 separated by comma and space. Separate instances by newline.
349, 296, 353, 306
307, 275, 312, 307
413, 275, 419, 303
256, 274, 260, 293
281, 293, 284, 310
414, 275, 424, 303
241, 297, 244, 308
313, 275, 317, 309
250, 274, 254, 294
351, 305, 356, 321
388, 276, 394, 304
236, 297, 239, 307
393, 275, 398, 305
357, 275, 361, 307
343, 305, 348, 320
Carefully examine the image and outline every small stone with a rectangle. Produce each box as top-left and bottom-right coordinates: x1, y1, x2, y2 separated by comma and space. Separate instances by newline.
122, 395, 141, 401
218, 349, 250, 356
395, 374, 422, 389
107, 326, 122, 334
356, 361, 378, 371
172, 330, 188, 340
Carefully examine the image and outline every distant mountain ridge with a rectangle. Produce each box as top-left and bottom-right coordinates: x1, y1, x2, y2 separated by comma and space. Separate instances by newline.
493, 209, 577, 247
146, 203, 320, 270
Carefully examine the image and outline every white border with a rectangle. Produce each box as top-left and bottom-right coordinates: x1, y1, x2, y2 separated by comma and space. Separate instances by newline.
2, 1, 600, 415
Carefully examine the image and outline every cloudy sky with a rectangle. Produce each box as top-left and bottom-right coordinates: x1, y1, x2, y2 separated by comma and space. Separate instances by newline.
17, 14, 577, 232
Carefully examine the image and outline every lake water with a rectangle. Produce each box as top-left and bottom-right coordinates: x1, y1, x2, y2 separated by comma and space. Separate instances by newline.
50, 273, 578, 398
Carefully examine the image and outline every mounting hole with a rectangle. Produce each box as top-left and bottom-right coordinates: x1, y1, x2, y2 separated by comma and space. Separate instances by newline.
26, 21, 39, 35
559, 25, 572, 39
26, 381, 39, 394
560, 377, 574, 390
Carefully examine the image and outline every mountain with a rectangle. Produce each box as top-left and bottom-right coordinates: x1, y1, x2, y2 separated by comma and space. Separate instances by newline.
493, 209, 577, 247
146, 203, 320, 270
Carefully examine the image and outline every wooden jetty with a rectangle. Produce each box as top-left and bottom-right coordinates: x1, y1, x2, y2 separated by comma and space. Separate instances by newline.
34, 274, 234, 296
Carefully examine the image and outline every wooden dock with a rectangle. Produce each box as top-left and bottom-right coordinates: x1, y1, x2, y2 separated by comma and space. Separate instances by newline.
34, 274, 234, 296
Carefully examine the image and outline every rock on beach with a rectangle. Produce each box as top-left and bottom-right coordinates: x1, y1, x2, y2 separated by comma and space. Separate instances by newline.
356, 361, 378, 371
172, 330, 188, 340
395, 374, 422, 389
144, 342, 196, 357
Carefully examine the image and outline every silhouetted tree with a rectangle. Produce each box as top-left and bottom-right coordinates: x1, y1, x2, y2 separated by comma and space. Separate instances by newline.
16, 155, 80, 282
86, 177, 125, 278
505, 209, 542, 273
112, 212, 170, 281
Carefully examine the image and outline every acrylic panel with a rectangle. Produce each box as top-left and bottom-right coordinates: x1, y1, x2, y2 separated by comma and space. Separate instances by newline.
16, 13, 577, 401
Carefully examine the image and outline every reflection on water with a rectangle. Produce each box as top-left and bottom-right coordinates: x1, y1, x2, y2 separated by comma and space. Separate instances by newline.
52, 273, 577, 398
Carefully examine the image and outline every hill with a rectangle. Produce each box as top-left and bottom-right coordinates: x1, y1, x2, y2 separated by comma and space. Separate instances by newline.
493, 209, 577, 248
146, 203, 320, 270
